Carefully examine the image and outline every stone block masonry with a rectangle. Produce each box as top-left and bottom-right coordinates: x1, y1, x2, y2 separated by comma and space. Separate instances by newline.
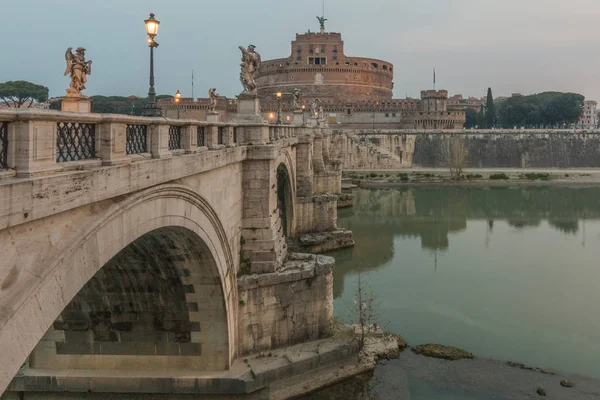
332, 129, 600, 170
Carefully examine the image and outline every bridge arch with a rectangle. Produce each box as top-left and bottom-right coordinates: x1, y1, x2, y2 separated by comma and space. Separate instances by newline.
0, 185, 237, 388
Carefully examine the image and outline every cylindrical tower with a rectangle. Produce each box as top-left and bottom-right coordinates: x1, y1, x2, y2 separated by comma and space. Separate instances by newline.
256, 32, 394, 102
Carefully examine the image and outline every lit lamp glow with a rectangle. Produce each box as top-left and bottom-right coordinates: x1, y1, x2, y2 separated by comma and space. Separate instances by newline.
269, 112, 275, 120
145, 13, 160, 37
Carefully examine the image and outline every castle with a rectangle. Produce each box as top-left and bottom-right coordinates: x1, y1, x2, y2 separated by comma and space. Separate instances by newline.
160, 19, 465, 130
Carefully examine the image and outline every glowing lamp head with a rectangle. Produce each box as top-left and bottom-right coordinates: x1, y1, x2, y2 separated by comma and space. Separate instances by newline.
175, 90, 181, 103
276, 92, 283, 99
269, 113, 275, 120
145, 13, 160, 37
301, 105, 306, 110
286, 116, 290, 121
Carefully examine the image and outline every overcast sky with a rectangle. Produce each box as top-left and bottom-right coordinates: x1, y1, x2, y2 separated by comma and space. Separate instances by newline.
2, 0, 599, 101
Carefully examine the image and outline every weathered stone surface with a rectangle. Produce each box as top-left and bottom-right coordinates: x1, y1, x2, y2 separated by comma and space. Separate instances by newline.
412, 344, 474, 361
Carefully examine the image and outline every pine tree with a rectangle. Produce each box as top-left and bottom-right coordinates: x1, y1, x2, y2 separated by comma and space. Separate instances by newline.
486, 88, 495, 129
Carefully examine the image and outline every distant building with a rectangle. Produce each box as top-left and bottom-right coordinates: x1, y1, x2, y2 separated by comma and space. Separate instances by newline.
579, 100, 597, 128
447, 95, 485, 112
160, 18, 465, 130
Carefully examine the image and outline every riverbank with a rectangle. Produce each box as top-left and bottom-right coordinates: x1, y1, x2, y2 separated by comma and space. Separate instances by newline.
343, 168, 600, 188
303, 342, 600, 399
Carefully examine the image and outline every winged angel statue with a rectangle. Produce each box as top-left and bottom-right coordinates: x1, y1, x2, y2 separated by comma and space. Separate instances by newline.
238, 45, 261, 94
64, 47, 92, 97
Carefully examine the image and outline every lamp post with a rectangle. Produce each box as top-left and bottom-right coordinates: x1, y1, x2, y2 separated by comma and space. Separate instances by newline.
143, 13, 161, 117
174, 90, 181, 119
301, 105, 306, 125
276, 92, 283, 125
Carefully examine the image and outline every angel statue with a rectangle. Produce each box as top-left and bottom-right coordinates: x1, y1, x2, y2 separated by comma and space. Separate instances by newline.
310, 98, 320, 117
64, 47, 92, 97
208, 88, 219, 112
292, 88, 302, 111
238, 44, 261, 95
317, 16, 327, 31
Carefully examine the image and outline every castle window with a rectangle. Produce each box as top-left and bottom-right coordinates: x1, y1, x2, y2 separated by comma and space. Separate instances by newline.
355, 63, 358, 66
297, 45, 302, 53
297, 55, 302, 61
371, 63, 378, 69
309, 44, 314, 54
347, 108, 352, 115
382, 65, 388, 70
333, 54, 337, 61
333, 45, 338, 53
392, 113, 396, 117
385, 113, 389, 118
321, 45, 326, 53
309, 57, 327, 65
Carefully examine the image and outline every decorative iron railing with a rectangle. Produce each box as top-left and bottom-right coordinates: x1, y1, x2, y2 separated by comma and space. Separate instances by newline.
126, 124, 147, 154
168, 126, 181, 150
218, 127, 225, 145
0, 122, 7, 169
197, 126, 205, 147
56, 122, 96, 162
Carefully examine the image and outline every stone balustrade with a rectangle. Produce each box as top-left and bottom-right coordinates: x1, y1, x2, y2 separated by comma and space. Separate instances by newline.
0, 109, 296, 178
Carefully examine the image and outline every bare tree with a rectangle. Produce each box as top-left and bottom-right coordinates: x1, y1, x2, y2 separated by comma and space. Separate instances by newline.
351, 274, 381, 350
439, 136, 469, 180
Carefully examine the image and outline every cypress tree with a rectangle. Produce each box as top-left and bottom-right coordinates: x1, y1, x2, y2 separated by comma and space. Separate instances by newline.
476, 104, 485, 128
486, 88, 495, 128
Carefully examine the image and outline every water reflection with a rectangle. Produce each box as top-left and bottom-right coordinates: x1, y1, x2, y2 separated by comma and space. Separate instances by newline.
332, 186, 600, 378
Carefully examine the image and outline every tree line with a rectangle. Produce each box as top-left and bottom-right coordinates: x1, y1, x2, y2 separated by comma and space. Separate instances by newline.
0, 80, 172, 114
465, 89, 585, 129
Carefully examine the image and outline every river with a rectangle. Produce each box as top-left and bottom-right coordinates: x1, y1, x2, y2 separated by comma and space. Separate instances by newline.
323, 186, 600, 398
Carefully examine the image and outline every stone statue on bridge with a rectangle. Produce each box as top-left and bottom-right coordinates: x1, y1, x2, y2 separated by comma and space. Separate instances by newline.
292, 88, 302, 111
238, 44, 261, 95
310, 98, 320, 118
64, 47, 92, 97
208, 88, 219, 113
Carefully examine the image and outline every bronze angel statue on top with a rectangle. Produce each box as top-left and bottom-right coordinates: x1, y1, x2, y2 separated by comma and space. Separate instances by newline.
238, 44, 261, 94
64, 47, 92, 97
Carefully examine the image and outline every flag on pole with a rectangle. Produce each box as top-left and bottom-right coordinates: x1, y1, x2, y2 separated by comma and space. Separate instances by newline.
192, 69, 194, 99
433, 68, 436, 89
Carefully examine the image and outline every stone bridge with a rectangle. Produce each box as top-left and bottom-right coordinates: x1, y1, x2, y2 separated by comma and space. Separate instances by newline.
0, 108, 352, 397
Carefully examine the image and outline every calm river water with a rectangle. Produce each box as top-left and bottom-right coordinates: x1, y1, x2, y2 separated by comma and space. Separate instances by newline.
330, 186, 600, 379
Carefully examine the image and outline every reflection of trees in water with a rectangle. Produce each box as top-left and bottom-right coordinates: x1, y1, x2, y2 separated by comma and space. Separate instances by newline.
333, 186, 598, 298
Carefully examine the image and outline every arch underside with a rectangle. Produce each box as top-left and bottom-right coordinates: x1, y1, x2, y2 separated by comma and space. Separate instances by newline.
0, 185, 237, 392
31, 227, 229, 371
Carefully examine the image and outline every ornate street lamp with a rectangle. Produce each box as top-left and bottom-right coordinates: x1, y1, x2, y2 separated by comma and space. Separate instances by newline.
143, 13, 161, 116
276, 92, 283, 125
174, 90, 181, 119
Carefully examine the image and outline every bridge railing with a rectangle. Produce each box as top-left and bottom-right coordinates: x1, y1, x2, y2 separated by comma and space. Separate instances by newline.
0, 109, 297, 179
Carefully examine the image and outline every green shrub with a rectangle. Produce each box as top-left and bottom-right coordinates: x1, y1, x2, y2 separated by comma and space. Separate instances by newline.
489, 173, 509, 180
400, 176, 409, 182
521, 173, 551, 181
369, 173, 378, 178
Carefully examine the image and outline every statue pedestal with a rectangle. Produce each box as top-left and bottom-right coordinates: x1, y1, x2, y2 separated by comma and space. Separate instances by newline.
231, 93, 268, 144
236, 93, 263, 119
292, 110, 305, 127
307, 116, 319, 128
207, 112, 219, 123
61, 97, 92, 113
